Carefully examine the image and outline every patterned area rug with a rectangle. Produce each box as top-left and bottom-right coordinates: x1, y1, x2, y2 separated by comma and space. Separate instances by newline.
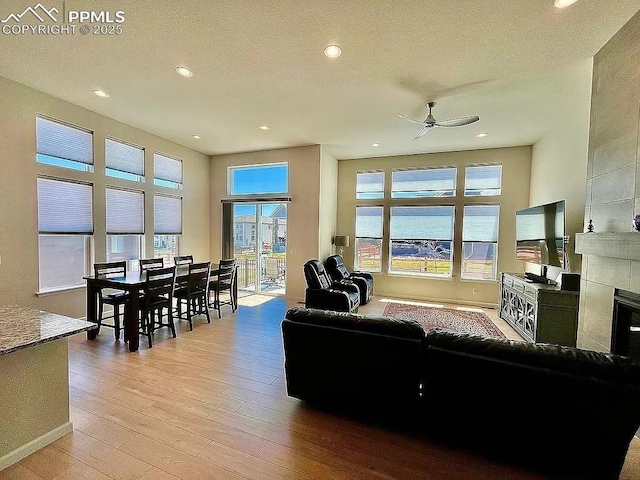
382, 302, 506, 339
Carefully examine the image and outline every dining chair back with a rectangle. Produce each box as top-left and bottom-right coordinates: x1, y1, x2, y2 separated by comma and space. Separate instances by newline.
175, 261, 211, 330
139, 265, 176, 348
175, 255, 194, 266
139, 257, 165, 272
209, 258, 237, 318
93, 261, 128, 340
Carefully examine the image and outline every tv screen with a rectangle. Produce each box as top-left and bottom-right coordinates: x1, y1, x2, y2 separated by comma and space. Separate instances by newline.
515, 200, 565, 268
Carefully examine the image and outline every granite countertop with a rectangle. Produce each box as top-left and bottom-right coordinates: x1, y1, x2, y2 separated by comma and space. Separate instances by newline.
0, 305, 96, 355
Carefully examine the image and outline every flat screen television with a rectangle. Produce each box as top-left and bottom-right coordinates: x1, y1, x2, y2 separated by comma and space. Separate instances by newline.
515, 200, 565, 269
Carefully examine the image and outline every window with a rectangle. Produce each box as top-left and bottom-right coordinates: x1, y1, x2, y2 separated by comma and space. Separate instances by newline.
462, 205, 500, 280
391, 167, 456, 198
154, 153, 183, 189
37, 177, 93, 291
355, 206, 383, 272
356, 171, 384, 199
465, 164, 502, 196
389, 206, 454, 277
154, 195, 182, 264
228, 163, 288, 195
106, 138, 145, 182
106, 187, 144, 269
36, 116, 93, 172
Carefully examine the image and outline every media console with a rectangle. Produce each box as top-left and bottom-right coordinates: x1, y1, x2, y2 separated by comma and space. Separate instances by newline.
499, 272, 578, 346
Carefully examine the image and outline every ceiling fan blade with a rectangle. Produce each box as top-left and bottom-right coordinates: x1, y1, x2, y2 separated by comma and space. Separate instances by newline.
413, 126, 431, 140
435, 115, 480, 127
398, 113, 426, 124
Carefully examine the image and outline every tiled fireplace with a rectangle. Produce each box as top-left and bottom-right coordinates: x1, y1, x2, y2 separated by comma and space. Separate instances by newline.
612, 289, 640, 363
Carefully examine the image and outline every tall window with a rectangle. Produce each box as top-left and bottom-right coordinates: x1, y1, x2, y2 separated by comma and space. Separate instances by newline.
465, 164, 502, 196
228, 163, 288, 195
154, 153, 183, 189
355, 206, 383, 272
37, 178, 93, 292
356, 171, 384, 199
106, 187, 144, 269
154, 195, 182, 264
106, 138, 145, 182
462, 205, 500, 280
389, 206, 455, 277
391, 167, 456, 198
36, 116, 93, 173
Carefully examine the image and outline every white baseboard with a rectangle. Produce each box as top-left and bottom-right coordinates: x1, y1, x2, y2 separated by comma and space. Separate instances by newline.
0, 422, 73, 471
373, 290, 499, 310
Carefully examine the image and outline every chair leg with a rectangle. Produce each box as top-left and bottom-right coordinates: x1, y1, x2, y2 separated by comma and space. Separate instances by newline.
96, 297, 103, 334
113, 304, 121, 341
203, 294, 211, 324
187, 298, 193, 331
216, 290, 221, 319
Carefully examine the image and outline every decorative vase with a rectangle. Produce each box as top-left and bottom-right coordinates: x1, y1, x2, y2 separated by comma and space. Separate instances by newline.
634, 214, 640, 232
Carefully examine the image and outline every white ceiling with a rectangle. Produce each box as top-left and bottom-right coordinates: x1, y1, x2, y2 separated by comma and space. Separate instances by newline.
0, 0, 639, 159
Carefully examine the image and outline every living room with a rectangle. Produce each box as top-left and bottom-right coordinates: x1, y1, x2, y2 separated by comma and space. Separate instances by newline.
1, 1, 640, 479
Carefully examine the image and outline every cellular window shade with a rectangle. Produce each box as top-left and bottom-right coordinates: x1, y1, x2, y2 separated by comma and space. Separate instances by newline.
390, 206, 455, 240
154, 195, 182, 234
36, 116, 93, 165
355, 206, 383, 238
465, 165, 502, 194
154, 154, 182, 183
463, 205, 500, 242
106, 188, 144, 234
356, 172, 384, 198
37, 178, 93, 234
106, 139, 144, 176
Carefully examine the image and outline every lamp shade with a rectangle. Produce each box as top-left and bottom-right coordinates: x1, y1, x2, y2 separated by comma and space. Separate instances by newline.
334, 235, 350, 247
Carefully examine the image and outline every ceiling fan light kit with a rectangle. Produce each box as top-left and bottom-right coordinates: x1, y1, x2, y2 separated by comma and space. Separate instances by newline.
399, 102, 480, 140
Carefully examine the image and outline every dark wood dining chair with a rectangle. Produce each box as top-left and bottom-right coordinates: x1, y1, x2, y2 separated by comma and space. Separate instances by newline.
175, 255, 194, 266
139, 266, 177, 348
174, 261, 211, 330
139, 258, 164, 272
93, 261, 128, 340
209, 258, 237, 318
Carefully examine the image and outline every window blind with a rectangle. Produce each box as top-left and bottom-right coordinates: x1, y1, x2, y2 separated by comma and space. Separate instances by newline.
391, 168, 457, 198
154, 195, 182, 234
37, 177, 93, 234
463, 205, 500, 242
154, 153, 182, 184
355, 206, 383, 238
356, 172, 384, 199
465, 165, 502, 196
390, 206, 455, 240
36, 116, 93, 166
106, 138, 144, 176
106, 188, 144, 234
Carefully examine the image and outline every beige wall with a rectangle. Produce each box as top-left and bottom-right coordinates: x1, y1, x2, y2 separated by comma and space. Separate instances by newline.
337, 146, 531, 306
319, 147, 338, 260
578, 11, 640, 352
0, 76, 210, 318
529, 59, 593, 277
209, 145, 323, 301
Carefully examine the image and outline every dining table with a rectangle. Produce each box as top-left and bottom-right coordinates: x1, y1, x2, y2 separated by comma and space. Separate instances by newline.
84, 263, 237, 352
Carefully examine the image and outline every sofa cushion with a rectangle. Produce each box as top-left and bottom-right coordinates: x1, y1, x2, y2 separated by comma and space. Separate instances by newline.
425, 330, 640, 385
285, 306, 425, 340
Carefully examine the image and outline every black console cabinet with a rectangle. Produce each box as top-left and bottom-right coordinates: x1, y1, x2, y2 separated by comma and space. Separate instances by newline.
499, 273, 578, 346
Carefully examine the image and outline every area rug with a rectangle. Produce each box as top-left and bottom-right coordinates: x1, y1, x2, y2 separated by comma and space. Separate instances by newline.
382, 302, 506, 339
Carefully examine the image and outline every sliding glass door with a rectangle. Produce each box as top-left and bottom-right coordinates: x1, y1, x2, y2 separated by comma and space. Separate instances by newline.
233, 203, 287, 295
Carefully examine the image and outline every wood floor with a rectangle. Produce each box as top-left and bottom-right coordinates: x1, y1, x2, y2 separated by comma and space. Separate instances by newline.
2, 296, 640, 480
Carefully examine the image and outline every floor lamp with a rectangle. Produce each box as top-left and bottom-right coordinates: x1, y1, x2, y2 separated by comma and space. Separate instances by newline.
333, 235, 350, 256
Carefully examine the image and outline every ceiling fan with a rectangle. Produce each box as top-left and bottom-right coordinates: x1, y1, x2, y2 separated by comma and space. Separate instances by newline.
398, 101, 480, 140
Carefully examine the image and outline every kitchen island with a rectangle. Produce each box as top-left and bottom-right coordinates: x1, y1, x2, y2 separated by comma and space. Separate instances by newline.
0, 305, 95, 470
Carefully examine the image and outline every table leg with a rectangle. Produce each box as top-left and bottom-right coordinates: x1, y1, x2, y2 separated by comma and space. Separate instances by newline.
86, 281, 99, 340
126, 288, 140, 352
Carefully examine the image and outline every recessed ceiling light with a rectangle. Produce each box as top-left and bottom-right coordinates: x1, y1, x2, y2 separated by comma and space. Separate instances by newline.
175, 66, 193, 78
92, 89, 109, 98
476, 132, 489, 138
258, 124, 270, 130
192, 134, 201, 139
324, 44, 342, 58
371, 143, 381, 147
554, 0, 580, 8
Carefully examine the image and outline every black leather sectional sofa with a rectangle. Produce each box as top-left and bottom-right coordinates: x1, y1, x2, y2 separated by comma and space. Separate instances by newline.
281, 307, 640, 480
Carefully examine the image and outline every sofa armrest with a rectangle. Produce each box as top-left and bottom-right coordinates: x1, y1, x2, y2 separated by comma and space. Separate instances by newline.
305, 288, 351, 312
352, 271, 374, 281
331, 280, 359, 295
